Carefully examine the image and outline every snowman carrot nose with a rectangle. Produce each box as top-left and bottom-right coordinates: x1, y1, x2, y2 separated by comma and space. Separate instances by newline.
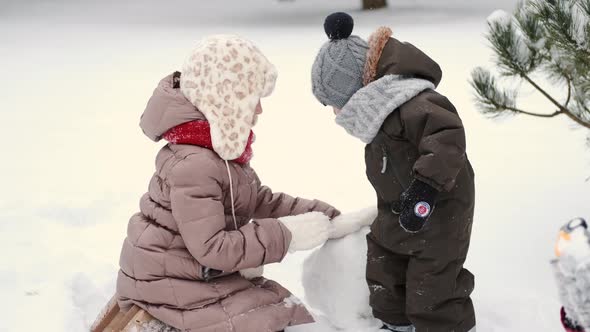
555, 230, 572, 257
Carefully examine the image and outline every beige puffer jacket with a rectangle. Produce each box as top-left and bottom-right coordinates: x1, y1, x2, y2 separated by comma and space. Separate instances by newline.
116, 74, 339, 331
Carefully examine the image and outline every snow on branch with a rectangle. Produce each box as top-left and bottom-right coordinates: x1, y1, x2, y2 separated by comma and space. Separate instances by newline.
472, 0, 590, 131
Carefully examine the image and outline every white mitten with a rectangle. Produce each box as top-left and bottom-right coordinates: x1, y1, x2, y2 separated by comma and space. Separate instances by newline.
330, 206, 377, 239
279, 212, 331, 252
239, 266, 264, 280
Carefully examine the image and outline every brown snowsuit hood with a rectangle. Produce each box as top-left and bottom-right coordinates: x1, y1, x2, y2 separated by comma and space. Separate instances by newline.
363, 27, 442, 88
116, 74, 339, 332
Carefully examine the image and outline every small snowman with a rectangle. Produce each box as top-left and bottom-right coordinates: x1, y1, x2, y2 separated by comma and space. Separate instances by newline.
553, 218, 590, 332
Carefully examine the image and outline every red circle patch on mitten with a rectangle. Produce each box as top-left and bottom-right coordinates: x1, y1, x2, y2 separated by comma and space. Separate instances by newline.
414, 202, 431, 218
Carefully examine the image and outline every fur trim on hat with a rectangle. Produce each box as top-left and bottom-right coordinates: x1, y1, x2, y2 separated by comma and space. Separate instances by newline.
180, 35, 277, 160
363, 27, 393, 86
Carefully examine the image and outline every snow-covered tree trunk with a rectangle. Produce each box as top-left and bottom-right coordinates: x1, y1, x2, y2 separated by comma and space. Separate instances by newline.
362, 0, 387, 10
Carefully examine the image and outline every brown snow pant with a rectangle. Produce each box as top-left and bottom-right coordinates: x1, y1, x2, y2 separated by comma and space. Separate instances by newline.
366, 198, 476, 332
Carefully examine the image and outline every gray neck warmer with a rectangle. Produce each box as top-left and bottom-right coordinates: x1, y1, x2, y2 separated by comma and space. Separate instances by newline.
335, 75, 435, 144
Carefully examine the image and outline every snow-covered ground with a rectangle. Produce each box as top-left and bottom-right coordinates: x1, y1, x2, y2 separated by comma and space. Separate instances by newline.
1, 0, 589, 331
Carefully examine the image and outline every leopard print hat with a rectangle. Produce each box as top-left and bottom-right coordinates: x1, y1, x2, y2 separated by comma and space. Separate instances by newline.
180, 35, 278, 160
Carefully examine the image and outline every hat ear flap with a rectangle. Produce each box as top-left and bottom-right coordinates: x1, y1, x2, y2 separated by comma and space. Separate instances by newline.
209, 95, 258, 161
261, 65, 278, 98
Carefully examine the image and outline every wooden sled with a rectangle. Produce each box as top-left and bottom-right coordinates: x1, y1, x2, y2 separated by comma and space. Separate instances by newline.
91, 295, 156, 332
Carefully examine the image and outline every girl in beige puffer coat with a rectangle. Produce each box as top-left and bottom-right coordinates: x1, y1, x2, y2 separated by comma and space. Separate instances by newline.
116, 35, 340, 332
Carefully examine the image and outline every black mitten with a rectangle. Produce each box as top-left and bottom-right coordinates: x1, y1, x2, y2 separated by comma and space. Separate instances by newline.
397, 179, 439, 233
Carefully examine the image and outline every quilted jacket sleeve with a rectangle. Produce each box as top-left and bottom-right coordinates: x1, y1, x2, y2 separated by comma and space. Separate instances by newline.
169, 154, 292, 272
254, 184, 340, 220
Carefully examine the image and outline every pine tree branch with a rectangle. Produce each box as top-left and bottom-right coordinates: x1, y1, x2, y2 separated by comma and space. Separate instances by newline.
565, 77, 573, 107
478, 0, 590, 136
521, 73, 590, 129
563, 111, 590, 129
521, 73, 564, 109
504, 106, 562, 118
471, 67, 588, 125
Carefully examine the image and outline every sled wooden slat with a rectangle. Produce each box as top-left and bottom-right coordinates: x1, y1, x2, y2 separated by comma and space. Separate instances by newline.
111, 306, 140, 331
91, 294, 155, 332
122, 309, 155, 331
90, 295, 120, 332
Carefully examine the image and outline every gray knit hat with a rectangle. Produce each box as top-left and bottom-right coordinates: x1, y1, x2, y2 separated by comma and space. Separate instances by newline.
312, 12, 368, 109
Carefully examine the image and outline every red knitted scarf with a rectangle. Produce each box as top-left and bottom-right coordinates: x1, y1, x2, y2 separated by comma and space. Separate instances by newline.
163, 120, 254, 164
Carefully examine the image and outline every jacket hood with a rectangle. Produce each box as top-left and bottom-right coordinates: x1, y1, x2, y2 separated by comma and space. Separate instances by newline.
363, 27, 442, 87
140, 73, 206, 142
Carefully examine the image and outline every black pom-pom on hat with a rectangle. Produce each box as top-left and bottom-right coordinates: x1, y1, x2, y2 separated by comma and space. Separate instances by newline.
324, 12, 354, 40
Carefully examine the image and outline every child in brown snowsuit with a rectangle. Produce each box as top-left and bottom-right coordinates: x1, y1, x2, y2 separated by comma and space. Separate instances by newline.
311, 13, 476, 332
